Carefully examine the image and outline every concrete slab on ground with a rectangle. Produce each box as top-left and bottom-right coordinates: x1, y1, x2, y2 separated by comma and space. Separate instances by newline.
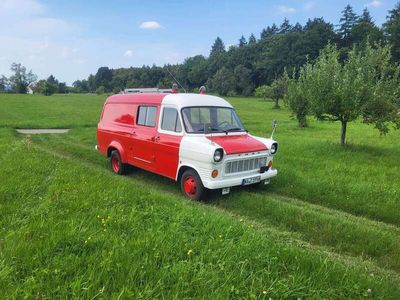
16, 129, 71, 134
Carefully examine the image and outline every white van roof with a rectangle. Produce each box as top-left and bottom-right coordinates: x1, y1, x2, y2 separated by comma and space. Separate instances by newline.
163, 93, 233, 110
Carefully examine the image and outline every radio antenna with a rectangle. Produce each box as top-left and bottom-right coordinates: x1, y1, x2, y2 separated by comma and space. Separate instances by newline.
166, 67, 187, 93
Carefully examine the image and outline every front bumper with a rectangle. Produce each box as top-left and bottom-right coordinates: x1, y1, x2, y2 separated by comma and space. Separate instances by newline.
203, 168, 278, 190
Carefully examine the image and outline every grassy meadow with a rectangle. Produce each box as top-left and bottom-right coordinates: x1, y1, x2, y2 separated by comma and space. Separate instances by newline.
1, 93, 400, 299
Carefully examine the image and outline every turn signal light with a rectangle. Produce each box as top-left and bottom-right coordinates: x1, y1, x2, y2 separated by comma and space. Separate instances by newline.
268, 161, 273, 169
211, 169, 218, 178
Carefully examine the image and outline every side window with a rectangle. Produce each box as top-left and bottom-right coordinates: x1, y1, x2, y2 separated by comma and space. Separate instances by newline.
161, 107, 182, 132
137, 106, 147, 125
137, 106, 157, 127
146, 106, 157, 127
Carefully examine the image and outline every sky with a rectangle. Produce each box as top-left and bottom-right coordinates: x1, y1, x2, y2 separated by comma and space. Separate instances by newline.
0, 0, 398, 85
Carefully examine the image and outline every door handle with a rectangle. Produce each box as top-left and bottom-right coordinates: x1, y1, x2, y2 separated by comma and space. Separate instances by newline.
150, 136, 160, 142
130, 131, 136, 136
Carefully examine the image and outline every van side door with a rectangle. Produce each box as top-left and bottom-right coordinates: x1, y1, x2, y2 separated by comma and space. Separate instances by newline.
153, 106, 183, 179
131, 105, 158, 171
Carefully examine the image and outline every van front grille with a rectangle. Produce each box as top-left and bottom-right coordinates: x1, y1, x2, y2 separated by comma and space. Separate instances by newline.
225, 157, 267, 174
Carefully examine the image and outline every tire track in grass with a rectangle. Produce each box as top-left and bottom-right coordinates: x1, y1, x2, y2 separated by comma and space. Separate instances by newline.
213, 190, 400, 274
30, 137, 400, 278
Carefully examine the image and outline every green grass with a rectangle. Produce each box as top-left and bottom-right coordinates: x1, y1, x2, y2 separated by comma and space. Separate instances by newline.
0, 93, 105, 128
1, 93, 400, 298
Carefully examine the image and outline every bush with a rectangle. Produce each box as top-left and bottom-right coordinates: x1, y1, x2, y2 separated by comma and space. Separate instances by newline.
285, 77, 309, 127
112, 87, 121, 94
96, 86, 106, 95
255, 85, 269, 100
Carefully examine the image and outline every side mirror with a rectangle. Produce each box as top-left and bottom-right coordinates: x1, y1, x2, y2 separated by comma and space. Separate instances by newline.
270, 120, 278, 139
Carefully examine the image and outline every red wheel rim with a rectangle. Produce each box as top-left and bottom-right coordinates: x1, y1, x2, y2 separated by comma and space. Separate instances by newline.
111, 156, 120, 173
183, 176, 197, 196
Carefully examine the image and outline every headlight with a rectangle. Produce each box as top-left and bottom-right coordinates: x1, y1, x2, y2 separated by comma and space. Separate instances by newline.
213, 148, 224, 162
270, 143, 278, 155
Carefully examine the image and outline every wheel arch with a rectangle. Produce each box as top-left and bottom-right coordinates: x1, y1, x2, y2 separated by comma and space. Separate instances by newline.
176, 164, 202, 183
107, 141, 127, 162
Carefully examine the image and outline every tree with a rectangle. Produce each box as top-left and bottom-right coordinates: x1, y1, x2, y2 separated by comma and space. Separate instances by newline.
72, 80, 89, 93
295, 43, 400, 145
96, 86, 106, 95
303, 18, 338, 59
47, 75, 58, 85
94, 67, 113, 92
8, 63, 37, 93
338, 4, 358, 47
34, 79, 57, 96
265, 72, 289, 109
279, 18, 292, 34
384, 2, 400, 62
255, 85, 269, 100
352, 8, 383, 47
57, 82, 68, 93
261, 24, 278, 39
210, 37, 226, 57
88, 74, 96, 92
248, 34, 257, 45
360, 8, 373, 23
285, 71, 309, 127
292, 22, 303, 32
207, 67, 235, 96
238, 35, 247, 47
0, 76, 9, 92
234, 65, 254, 96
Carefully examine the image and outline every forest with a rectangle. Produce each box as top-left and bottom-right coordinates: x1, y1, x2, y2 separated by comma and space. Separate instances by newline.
66, 3, 400, 95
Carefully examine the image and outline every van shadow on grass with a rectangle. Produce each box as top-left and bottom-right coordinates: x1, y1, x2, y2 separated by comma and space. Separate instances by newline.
123, 165, 271, 203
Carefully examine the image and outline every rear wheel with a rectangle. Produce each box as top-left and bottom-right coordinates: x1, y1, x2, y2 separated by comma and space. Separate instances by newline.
109, 150, 128, 175
181, 169, 206, 200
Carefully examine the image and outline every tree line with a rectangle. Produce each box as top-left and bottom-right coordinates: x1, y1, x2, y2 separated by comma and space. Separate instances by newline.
1, 3, 399, 96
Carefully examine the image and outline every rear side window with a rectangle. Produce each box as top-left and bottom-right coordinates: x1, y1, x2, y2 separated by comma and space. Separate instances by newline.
102, 104, 135, 125
137, 106, 157, 127
161, 107, 182, 132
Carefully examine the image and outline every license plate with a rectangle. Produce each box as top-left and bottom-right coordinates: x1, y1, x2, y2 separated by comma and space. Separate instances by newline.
222, 187, 230, 195
242, 176, 261, 186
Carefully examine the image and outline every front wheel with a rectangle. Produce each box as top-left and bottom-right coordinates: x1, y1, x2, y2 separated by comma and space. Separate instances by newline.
109, 150, 128, 175
181, 169, 206, 200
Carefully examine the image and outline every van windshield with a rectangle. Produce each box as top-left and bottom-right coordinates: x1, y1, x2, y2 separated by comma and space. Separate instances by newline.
181, 106, 245, 134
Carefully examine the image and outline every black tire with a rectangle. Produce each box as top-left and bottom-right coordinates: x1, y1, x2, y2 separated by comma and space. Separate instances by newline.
109, 150, 128, 175
180, 169, 207, 200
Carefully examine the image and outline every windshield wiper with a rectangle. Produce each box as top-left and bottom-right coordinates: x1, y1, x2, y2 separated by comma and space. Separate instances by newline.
197, 127, 227, 134
210, 127, 228, 134
226, 127, 245, 132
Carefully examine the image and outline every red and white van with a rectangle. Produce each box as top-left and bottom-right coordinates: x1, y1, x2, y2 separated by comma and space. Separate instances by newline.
96, 92, 278, 200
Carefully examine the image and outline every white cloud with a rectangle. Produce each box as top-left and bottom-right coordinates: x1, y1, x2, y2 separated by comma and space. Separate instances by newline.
278, 5, 296, 13
366, 0, 383, 8
124, 50, 133, 57
304, 1, 316, 11
139, 21, 164, 29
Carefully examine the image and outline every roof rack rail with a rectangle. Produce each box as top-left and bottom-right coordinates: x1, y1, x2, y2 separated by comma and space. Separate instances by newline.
123, 88, 173, 94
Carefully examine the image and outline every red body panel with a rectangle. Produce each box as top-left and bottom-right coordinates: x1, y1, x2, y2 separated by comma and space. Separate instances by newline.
153, 133, 182, 179
97, 93, 181, 180
207, 134, 267, 154
130, 122, 159, 171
